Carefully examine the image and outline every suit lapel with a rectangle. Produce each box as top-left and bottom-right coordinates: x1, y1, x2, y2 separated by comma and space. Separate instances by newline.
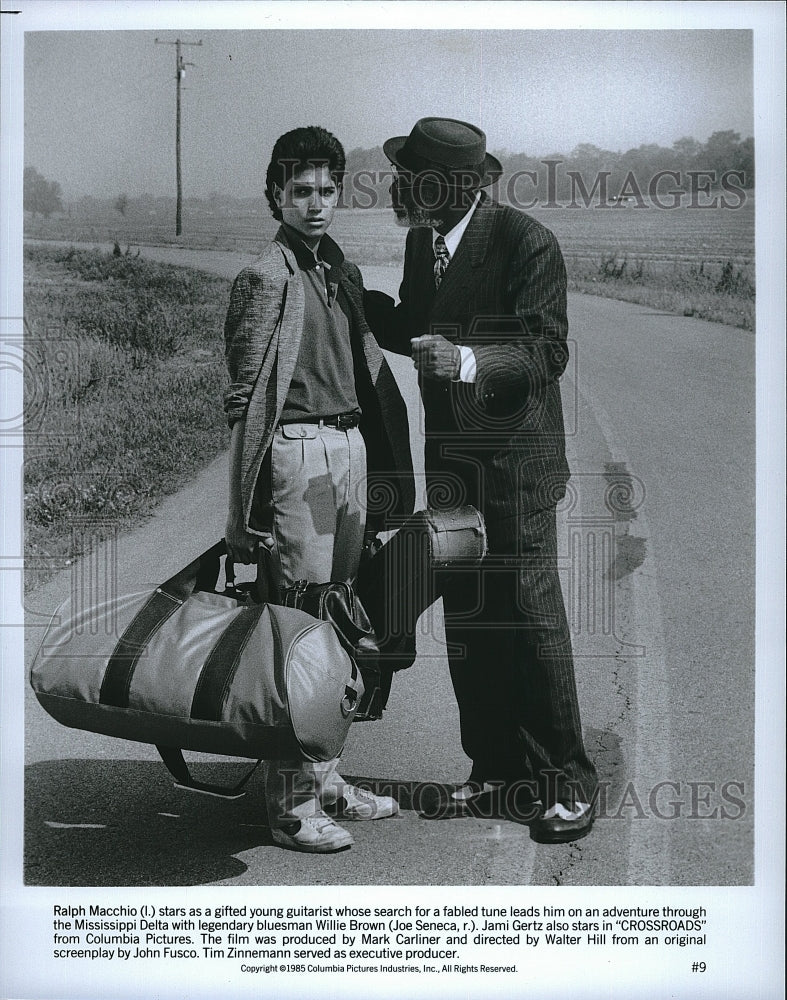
403, 229, 437, 324
430, 193, 495, 318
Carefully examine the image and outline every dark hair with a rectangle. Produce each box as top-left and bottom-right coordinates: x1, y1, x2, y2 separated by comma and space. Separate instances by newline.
265, 126, 346, 220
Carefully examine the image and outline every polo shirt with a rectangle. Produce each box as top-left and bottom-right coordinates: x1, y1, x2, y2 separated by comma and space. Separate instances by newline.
279, 225, 361, 423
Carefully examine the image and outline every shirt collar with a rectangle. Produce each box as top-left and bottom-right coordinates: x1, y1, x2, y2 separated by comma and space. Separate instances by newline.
432, 191, 482, 258
280, 224, 345, 273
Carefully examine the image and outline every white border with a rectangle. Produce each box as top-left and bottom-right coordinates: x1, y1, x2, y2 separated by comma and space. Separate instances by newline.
2, 3, 785, 999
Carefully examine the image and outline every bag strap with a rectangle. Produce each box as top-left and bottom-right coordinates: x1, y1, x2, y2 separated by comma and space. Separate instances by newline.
159, 539, 227, 601
100, 540, 232, 708
100, 588, 186, 707
156, 747, 262, 800
191, 603, 267, 720
255, 545, 281, 605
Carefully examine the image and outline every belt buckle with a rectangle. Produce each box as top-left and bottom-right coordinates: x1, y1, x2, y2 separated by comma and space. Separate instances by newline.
337, 412, 354, 430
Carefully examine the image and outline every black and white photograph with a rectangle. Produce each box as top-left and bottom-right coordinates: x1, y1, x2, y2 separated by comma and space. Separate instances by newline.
1, 2, 784, 999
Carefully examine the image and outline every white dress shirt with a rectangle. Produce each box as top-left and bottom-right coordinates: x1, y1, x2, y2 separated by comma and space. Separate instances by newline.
431, 192, 482, 382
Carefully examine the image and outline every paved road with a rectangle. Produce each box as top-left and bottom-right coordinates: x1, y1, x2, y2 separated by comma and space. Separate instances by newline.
22, 246, 754, 886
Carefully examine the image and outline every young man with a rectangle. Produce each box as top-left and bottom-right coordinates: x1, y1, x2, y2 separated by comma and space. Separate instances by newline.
223, 126, 414, 853
364, 117, 598, 844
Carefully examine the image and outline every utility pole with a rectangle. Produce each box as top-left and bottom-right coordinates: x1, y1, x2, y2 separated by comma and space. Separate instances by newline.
155, 37, 202, 236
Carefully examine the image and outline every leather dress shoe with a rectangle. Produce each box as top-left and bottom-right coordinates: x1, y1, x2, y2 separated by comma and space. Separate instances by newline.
438, 774, 540, 821
529, 801, 595, 844
451, 778, 498, 804
417, 775, 500, 820
442, 782, 501, 819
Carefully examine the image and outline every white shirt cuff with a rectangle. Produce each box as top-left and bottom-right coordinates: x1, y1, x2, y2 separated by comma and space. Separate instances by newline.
455, 345, 477, 383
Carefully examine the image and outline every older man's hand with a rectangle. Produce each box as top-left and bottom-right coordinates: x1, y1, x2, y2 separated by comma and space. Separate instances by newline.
410, 334, 461, 381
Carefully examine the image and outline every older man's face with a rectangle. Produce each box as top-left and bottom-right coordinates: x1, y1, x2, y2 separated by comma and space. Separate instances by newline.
390, 169, 448, 229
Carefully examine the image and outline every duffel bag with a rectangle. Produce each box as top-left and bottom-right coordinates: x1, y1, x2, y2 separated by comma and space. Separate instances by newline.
280, 579, 389, 723
30, 540, 364, 797
355, 504, 487, 671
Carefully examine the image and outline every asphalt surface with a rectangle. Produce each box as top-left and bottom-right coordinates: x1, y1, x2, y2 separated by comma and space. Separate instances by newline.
21, 247, 755, 886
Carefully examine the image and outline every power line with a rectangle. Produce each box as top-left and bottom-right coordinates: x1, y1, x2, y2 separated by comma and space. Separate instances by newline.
155, 37, 202, 236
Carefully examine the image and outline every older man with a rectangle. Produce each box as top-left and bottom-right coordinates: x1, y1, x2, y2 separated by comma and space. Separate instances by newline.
364, 117, 597, 843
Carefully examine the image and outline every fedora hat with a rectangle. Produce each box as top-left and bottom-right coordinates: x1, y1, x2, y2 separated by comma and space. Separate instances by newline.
384, 117, 502, 188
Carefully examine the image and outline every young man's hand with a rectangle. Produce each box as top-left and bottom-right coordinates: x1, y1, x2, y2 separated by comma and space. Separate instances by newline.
225, 515, 274, 565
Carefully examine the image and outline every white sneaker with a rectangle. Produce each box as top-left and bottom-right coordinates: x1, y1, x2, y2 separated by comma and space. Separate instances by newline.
324, 784, 399, 820
271, 812, 354, 853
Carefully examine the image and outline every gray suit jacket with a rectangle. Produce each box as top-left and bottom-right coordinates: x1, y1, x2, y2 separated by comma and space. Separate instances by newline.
224, 228, 414, 533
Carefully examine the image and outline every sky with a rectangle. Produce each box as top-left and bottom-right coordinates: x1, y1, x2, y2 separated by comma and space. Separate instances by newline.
21, 24, 754, 200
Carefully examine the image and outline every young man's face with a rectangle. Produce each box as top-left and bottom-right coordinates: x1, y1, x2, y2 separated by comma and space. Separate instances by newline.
274, 164, 340, 245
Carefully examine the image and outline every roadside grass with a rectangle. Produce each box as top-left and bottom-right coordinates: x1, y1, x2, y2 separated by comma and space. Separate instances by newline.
24, 245, 231, 588
566, 254, 755, 330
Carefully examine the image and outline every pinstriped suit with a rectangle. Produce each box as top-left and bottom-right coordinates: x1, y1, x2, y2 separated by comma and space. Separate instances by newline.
365, 192, 597, 808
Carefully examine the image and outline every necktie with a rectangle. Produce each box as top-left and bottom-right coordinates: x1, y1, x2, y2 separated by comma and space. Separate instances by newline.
433, 234, 450, 289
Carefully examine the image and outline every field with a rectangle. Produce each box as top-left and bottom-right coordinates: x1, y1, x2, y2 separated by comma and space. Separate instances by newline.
23, 245, 232, 586
25, 198, 755, 328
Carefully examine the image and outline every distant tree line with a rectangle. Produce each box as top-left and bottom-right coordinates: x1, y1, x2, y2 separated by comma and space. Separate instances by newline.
23, 166, 64, 218
343, 129, 754, 208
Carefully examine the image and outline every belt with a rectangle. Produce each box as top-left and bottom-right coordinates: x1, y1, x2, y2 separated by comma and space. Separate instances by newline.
280, 411, 361, 430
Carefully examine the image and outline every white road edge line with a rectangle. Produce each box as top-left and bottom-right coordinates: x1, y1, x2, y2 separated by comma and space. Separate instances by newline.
567, 372, 674, 885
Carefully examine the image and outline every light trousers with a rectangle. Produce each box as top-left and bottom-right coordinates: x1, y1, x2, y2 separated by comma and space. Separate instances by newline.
262, 423, 366, 825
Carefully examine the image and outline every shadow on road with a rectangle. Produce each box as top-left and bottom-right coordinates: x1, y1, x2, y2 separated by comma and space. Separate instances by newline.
25, 727, 626, 886
25, 759, 269, 886
24, 759, 470, 886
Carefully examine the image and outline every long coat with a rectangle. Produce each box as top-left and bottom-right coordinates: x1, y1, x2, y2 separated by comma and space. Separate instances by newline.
364, 192, 570, 524
223, 228, 415, 534
363, 194, 598, 807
